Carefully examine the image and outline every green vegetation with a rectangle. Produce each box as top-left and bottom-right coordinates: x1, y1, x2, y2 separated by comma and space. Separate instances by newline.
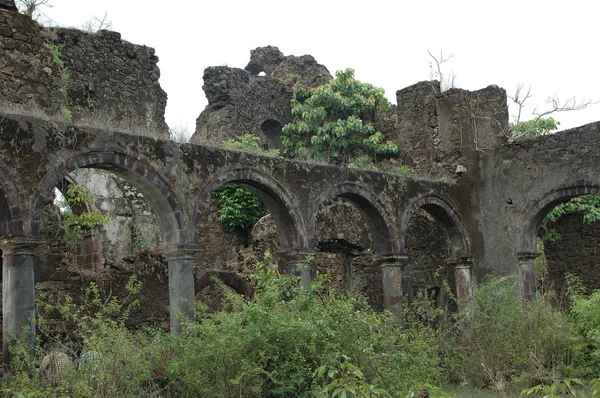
511, 116, 560, 140
6, 253, 600, 397
213, 134, 274, 232
221, 133, 280, 157
59, 185, 109, 247
44, 42, 72, 122
211, 183, 267, 232
282, 68, 398, 166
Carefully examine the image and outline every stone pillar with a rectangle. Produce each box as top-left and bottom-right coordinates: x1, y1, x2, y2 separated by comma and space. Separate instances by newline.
1, 236, 45, 362
447, 257, 474, 303
375, 254, 408, 323
447, 257, 474, 337
279, 249, 315, 287
165, 244, 201, 334
76, 231, 103, 270
517, 252, 539, 300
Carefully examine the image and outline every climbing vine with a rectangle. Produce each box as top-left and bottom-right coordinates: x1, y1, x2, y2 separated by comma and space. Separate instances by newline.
543, 194, 600, 242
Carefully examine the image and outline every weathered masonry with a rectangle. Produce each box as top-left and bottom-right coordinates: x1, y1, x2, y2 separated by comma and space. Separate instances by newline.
1, 114, 599, 357
1, 4, 599, 360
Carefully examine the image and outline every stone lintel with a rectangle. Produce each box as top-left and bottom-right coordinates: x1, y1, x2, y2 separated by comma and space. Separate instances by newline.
163, 244, 203, 261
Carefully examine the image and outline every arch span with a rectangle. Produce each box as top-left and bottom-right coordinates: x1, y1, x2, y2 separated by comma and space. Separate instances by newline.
30, 152, 186, 246
399, 194, 471, 257
193, 168, 308, 251
518, 183, 600, 253
195, 270, 253, 297
0, 159, 24, 237
312, 182, 400, 255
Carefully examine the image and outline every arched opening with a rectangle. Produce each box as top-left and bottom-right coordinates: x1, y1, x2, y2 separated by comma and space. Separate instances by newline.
260, 119, 284, 152
312, 183, 399, 310
193, 169, 306, 304
519, 185, 600, 301
30, 153, 186, 335
399, 195, 471, 316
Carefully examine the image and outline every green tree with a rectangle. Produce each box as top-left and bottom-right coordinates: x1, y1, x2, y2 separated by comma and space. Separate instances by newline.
282, 68, 398, 166
510, 116, 559, 140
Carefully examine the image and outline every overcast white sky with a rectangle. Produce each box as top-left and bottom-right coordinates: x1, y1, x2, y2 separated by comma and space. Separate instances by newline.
41, 0, 599, 137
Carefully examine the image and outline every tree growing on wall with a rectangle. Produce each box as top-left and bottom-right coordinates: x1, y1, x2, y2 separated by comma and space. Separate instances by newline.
281, 68, 398, 166
15, 0, 50, 19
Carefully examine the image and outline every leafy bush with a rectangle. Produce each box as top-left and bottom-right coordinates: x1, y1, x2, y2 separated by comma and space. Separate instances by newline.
59, 185, 110, 246
282, 68, 398, 166
4, 277, 158, 397
44, 42, 72, 122
211, 183, 267, 231
164, 253, 443, 397
511, 117, 559, 140
568, 286, 600, 376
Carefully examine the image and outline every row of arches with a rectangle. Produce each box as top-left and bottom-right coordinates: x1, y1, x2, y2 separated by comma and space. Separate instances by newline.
1, 149, 593, 361
0, 152, 473, 259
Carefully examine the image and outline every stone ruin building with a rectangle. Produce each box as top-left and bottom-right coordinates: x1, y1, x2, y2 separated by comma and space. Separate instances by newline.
0, 3, 599, 362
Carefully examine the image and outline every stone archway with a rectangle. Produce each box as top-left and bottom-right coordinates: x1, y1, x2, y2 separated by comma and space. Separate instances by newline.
517, 183, 600, 299
260, 119, 284, 152
194, 168, 307, 252
399, 194, 472, 308
312, 182, 401, 312
31, 152, 193, 334
312, 182, 400, 256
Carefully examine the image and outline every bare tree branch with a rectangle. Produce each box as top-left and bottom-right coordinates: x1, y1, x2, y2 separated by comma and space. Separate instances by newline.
427, 49, 456, 92
509, 91, 597, 141
82, 11, 113, 33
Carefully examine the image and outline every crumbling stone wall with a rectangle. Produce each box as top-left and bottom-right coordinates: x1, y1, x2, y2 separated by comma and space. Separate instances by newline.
404, 211, 456, 310
192, 46, 331, 148
544, 214, 600, 299
383, 82, 509, 179
50, 28, 169, 138
0, 8, 61, 113
71, 169, 161, 265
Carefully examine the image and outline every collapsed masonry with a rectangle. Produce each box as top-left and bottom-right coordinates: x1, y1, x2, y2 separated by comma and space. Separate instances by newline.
0, 5, 599, 347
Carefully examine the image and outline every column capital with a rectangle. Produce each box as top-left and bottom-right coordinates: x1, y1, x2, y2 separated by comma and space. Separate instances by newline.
517, 252, 540, 261
374, 254, 409, 268
446, 256, 473, 269
279, 249, 315, 263
0, 236, 46, 252
163, 244, 203, 261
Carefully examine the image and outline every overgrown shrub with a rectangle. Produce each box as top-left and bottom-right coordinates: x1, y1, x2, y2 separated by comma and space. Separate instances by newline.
568, 286, 600, 376
163, 253, 443, 396
211, 183, 268, 231
450, 277, 574, 391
